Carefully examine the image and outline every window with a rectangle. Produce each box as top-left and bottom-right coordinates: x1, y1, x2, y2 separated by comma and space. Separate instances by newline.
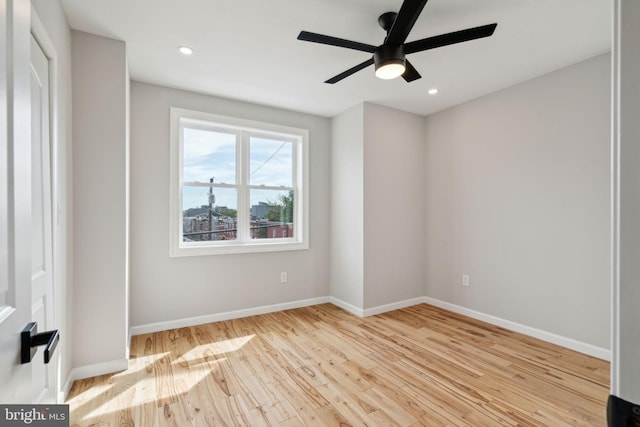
170, 108, 309, 256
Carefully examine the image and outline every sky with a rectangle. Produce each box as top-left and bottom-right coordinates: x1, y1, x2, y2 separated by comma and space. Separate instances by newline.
182, 127, 293, 212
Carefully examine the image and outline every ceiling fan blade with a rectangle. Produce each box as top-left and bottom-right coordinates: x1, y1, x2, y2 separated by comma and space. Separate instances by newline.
404, 23, 498, 54
298, 31, 377, 53
385, 0, 429, 45
402, 60, 421, 82
325, 58, 375, 84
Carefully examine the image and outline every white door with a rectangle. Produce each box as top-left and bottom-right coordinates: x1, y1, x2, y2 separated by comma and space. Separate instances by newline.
0, 0, 34, 403
30, 32, 57, 404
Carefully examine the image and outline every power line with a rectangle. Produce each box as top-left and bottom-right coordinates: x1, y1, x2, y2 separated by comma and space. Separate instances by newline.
184, 187, 208, 209
249, 141, 287, 177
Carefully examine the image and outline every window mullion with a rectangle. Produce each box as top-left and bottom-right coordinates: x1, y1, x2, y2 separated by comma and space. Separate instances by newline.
236, 131, 250, 242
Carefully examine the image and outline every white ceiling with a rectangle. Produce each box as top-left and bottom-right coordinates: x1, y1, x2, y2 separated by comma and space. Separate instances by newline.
59, 0, 611, 118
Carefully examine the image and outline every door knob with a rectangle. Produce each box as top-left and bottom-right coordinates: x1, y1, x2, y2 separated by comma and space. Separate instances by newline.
21, 322, 60, 364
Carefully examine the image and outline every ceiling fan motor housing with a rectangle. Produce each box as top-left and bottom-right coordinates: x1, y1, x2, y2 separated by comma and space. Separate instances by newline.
374, 44, 406, 71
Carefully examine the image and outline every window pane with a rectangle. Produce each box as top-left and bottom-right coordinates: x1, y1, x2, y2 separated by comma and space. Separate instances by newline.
183, 128, 236, 184
249, 189, 294, 239
183, 186, 237, 242
249, 137, 292, 187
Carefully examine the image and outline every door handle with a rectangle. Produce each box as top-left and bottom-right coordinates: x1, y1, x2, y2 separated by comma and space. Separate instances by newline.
20, 322, 60, 364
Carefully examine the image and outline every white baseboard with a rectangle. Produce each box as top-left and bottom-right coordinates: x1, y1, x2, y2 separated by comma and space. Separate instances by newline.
330, 296, 425, 317
422, 296, 611, 361
71, 358, 129, 382
130, 296, 331, 336
59, 372, 75, 403
363, 297, 426, 317
328, 297, 365, 317
60, 358, 129, 402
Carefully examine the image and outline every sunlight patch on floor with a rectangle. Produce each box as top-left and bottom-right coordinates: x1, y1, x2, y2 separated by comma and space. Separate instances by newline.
182, 334, 255, 359
83, 359, 216, 419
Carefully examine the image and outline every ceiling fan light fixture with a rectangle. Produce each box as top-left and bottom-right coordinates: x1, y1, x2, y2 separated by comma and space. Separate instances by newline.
375, 60, 406, 79
374, 45, 406, 80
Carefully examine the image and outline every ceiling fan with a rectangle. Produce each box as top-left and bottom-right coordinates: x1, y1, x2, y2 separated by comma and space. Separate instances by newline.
297, 0, 497, 84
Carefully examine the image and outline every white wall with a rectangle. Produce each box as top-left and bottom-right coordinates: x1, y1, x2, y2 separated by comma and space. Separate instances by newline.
71, 31, 129, 369
329, 103, 425, 313
424, 53, 611, 350
363, 103, 425, 309
31, 0, 74, 397
330, 104, 364, 308
129, 82, 330, 329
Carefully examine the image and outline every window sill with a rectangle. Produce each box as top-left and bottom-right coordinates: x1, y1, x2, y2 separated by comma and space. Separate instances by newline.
170, 240, 309, 257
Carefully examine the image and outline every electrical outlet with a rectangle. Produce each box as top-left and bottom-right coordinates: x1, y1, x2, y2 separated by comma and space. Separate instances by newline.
280, 272, 288, 283
462, 274, 470, 287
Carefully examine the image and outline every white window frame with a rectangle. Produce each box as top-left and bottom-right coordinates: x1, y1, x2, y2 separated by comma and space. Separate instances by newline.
170, 108, 309, 256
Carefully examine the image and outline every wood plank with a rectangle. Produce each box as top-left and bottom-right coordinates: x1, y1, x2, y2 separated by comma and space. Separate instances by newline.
68, 303, 610, 426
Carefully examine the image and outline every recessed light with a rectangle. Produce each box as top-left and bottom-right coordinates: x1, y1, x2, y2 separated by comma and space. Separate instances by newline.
178, 46, 194, 55
428, 88, 439, 95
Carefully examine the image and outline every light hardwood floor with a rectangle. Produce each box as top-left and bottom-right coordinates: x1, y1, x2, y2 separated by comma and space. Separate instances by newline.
67, 303, 609, 426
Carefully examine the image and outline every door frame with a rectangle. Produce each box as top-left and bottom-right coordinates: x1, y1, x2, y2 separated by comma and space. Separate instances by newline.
30, 6, 63, 403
